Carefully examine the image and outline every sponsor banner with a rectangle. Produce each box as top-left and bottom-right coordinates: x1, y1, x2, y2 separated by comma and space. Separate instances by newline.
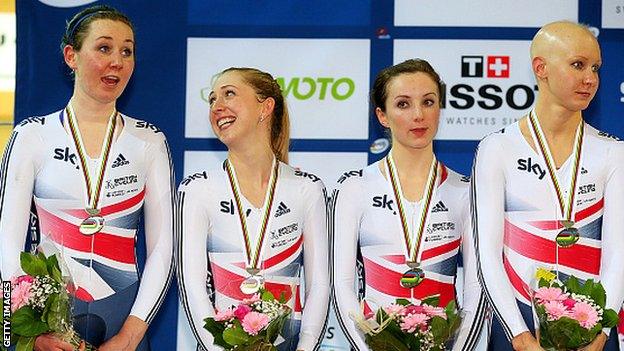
37, 0, 96, 7
0, 13, 15, 92
188, 0, 370, 26
602, 0, 624, 29
185, 38, 370, 140
394, 39, 534, 140
395, 0, 578, 27
592, 41, 624, 139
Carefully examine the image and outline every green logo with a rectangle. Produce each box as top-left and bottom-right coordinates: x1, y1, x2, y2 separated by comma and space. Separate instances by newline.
276, 77, 355, 101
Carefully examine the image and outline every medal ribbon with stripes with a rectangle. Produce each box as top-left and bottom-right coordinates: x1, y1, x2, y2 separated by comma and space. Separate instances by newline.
225, 157, 279, 271
528, 110, 584, 226
65, 102, 117, 214
385, 153, 439, 265
528, 110, 584, 281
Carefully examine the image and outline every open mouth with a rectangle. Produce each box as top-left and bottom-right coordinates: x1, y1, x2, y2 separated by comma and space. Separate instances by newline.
102, 75, 120, 86
217, 116, 236, 130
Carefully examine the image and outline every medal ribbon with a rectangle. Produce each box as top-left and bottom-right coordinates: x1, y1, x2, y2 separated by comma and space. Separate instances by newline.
225, 157, 279, 270
386, 154, 438, 263
528, 110, 584, 223
66, 102, 117, 212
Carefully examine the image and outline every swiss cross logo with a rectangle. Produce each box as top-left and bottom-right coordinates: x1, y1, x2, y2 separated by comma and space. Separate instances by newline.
487, 56, 510, 78
461, 55, 510, 78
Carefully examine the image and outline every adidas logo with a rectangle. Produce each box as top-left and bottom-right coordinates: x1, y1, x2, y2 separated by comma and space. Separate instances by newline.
581, 167, 588, 174
431, 201, 448, 213
111, 153, 130, 168
274, 202, 291, 217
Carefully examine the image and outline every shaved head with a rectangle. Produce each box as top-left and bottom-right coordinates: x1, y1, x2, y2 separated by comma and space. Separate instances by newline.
530, 21, 598, 61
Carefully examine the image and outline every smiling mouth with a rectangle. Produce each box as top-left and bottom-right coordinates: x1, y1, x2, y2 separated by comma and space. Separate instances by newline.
217, 117, 236, 129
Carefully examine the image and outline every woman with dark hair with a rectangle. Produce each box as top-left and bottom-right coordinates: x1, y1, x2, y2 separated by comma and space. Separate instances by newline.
177, 67, 330, 351
0, 5, 174, 351
332, 59, 486, 350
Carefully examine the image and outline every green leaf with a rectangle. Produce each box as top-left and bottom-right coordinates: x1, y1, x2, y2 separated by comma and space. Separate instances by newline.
19, 252, 47, 277
223, 324, 250, 346
365, 330, 410, 351
430, 316, 448, 343
11, 307, 49, 337
564, 276, 581, 294
261, 290, 275, 302
421, 295, 440, 307
395, 299, 411, 306
602, 309, 619, 328
203, 318, 229, 348
15, 336, 35, 351
589, 281, 606, 308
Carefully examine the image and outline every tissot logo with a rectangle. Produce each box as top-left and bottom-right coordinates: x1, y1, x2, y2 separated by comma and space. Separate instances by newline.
517, 157, 546, 180
372, 195, 395, 214
461, 55, 510, 78
53, 147, 79, 169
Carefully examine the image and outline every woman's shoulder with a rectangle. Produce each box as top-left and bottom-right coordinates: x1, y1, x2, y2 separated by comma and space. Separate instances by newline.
120, 114, 167, 144
178, 166, 226, 194
280, 162, 326, 194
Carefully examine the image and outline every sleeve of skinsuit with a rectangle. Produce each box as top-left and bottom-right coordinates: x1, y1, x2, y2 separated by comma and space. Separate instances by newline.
472, 134, 529, 341
0, 123, 41, 280
297, 180, 330, 351
452, 182, 487, 351
599, 141, 624, 337
176, 177, 222, 351
330, 177, 369, 350
129, 133, 175, 324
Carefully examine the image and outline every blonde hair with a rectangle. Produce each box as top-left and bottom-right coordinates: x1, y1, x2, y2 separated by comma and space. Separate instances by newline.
221, 67, 290, 163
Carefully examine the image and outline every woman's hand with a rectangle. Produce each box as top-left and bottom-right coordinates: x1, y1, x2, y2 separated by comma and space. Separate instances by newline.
579, 332, 607, 351
511, 331, 545, 351
98, 316, 147, 351
34, 334, 85, 351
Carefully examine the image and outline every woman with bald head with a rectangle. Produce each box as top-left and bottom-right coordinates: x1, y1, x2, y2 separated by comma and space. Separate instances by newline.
472, 21, 624, 351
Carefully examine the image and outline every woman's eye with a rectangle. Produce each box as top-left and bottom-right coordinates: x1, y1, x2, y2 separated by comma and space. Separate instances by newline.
571, 61, 584, 70
225, 90, 236, 97
98, 46, 110, 53
122, 48, 133, 57
423, 99, 435, 107
397, 101, 409, 108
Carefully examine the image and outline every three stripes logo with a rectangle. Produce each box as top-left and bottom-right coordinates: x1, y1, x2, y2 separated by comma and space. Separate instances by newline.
111, 154, 130, 168
274, 202, 291, 218
431, 201, 449, 213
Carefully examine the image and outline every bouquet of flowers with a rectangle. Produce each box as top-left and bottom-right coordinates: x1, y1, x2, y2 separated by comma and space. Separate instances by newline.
533, 269, 619, 350
1, 252, 95, 351
353, 296, 462, 351
203, 290, 292, 351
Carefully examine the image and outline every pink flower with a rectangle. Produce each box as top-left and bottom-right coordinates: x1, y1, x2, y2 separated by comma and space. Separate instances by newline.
543, 301, 569, 320
570, 301, 599, 329
10, 280, 33, 312
241, 312, 270, 335
534, 287, 567, 303
242, 294, 261, 305
383, 304, 405, 316
10, 275, 34, 286
400, 313, 430, 333
403, 304, 426, 315
234, 304, 252, 321
562, 298, 576, 309
214, 307, 235, 322
423, 305, 447, 319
